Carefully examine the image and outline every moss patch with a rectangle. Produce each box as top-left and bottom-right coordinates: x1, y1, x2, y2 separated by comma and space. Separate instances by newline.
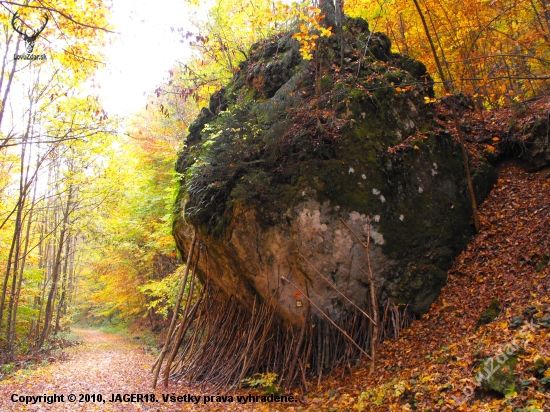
477, 299, 501, 329
476, 354, 519, 397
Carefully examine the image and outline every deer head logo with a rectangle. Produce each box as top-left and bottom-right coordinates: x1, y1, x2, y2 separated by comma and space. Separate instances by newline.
11, 11, 49, 54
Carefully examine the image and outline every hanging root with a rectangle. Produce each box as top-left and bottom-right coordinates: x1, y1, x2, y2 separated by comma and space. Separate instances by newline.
157, 286, 411, 392
156, 238, 414, 391
378, 298, 414, 342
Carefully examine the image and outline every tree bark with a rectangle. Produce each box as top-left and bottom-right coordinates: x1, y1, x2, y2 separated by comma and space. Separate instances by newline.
411, 0, 450, 92
55, 234, 72, 334
38, 185, 73, 349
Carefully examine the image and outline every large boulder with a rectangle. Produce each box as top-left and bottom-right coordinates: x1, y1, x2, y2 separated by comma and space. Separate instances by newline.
173, 18, 497, 326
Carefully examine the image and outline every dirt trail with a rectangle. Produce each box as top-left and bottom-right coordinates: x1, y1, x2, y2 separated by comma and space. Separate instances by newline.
0, 329, 169, 411
0, 329, 290, 411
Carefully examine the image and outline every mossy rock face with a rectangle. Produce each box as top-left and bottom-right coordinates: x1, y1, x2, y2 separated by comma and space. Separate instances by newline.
494, 110, 550, 170
173, 17, 497, 325
524, 117, 550, 170
476, 299, 501, 329
475, 353, 520, 397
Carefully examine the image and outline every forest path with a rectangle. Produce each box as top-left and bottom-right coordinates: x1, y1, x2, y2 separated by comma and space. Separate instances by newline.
0, 328, 177, 411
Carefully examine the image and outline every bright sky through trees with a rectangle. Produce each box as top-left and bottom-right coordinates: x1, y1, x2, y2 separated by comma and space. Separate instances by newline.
93, 0, 195, 116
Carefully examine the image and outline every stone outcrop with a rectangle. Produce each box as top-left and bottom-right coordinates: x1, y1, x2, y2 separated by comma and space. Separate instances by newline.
173, 17, 497, 326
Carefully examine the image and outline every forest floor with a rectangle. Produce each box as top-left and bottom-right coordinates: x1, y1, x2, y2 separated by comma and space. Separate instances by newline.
0, 329, 165, 411
0, 329, 290, 411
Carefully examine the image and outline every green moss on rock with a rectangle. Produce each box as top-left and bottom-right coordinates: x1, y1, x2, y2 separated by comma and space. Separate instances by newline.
476, 354, 519, 397
477, 299, 501, 329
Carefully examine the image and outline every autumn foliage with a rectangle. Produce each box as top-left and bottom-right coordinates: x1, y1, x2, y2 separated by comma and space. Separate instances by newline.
345, 0, 550, 105
0, 0, 549, 408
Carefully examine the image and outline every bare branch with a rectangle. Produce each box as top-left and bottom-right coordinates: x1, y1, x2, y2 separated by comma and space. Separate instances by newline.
297, 251, 376, 324
281, 275, 372, 360
1, 1, 116, 33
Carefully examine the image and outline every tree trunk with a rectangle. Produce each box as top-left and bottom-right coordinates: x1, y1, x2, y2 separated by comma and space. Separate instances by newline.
411, 0, 450, 92
55, 234, 72, 334
1, 128, 31, 360
38, 185, 73, 349
0, 39, 21, 141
